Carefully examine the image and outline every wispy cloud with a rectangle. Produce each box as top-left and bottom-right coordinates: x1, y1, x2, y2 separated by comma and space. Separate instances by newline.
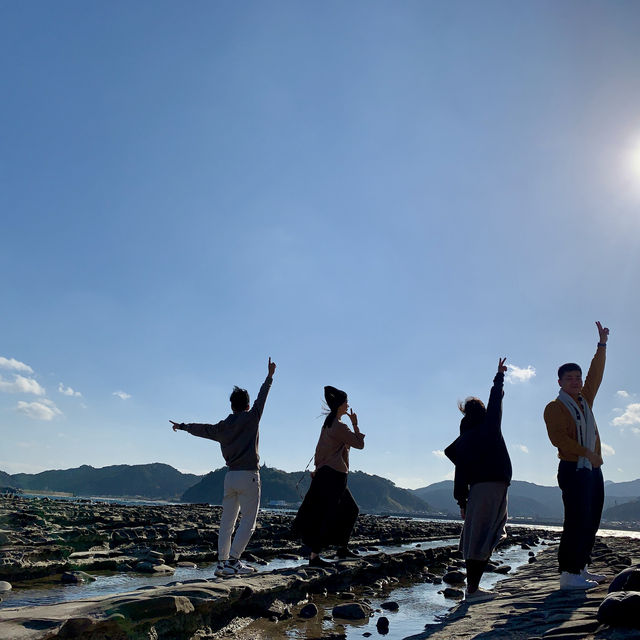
58, 383, 82, 397
16, 399, 62, 421
0, 374, 45, 396
516, 444, 529, 454
113, 390, 131, 400
432, 449, 447, 460
0, 356, 33, 374
601, 443, 616, 456
616, 390, 630, 398
506, 364, 536, 384
612, 403, 640, 429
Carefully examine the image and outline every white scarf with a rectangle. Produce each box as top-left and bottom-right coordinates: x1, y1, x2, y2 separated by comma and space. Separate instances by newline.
557, 389, 597, 470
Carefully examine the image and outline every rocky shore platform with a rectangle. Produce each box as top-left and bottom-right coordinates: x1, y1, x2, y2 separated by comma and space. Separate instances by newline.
2, 495, 639, 639
0, 494, 461, 583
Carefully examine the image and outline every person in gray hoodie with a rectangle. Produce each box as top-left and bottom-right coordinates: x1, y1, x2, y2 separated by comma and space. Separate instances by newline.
171, 357, 276, 577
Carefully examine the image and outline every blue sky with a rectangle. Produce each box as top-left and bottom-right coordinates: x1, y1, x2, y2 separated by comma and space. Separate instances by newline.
2, 1, 640, 489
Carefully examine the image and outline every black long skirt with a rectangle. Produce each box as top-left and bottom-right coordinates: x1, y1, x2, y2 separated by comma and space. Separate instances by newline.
292, 465, 359, 554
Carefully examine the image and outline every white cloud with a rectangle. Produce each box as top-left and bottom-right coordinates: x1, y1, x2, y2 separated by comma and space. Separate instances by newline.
432, 449, 447, 460
58, 383, 82, 397
113, 390, 131, 400
616, 390, 630, 398
516, 444, 529, 454
443, 470, 455, 481
0, 374, 45, 395
506, 364, 536, 384
601, 443, 616, 456
0, 356, 33, 373
16, 399, 62, 421
612, 403, 640, 428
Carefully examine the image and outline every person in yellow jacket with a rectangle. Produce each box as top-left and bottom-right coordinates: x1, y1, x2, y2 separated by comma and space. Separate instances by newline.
544, 321, 609, 591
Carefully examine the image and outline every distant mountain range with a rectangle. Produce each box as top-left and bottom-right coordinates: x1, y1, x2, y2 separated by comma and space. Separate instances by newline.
0, 463, 201, 500
411, 479, 640, 523
2, 464, 639, 523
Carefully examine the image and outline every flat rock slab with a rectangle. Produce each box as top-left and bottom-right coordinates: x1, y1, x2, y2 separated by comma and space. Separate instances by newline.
405, 541, 640, 640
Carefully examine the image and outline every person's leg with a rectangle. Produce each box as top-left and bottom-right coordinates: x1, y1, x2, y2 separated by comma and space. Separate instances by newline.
335, 487, 359, 556
558, 461, 592, 574
308, 467, 346, 562
218, 471, 241, 563
466, 558, 489, 593
229, 470, 261, 559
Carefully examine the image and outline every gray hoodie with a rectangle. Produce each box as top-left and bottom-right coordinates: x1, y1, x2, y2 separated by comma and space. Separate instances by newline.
180, 375, 272, 471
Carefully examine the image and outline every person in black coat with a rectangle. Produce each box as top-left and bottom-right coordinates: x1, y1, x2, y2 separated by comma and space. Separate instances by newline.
445, 357, 512, 602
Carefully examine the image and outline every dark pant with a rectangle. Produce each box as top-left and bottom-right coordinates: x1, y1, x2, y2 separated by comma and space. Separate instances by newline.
292, 465, 359, 554
557, 461, 604, 574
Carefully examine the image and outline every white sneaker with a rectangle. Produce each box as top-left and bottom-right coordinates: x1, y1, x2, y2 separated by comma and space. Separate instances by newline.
225, 558, 256, 576
214, 562, 227, 577
581, 567, 607, 584
559, 571, 598, 590
465, 587, 495, 603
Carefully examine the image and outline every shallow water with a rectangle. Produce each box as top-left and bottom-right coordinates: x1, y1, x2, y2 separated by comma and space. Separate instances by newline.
0, 538, 459, 609
281, 541, 545, 640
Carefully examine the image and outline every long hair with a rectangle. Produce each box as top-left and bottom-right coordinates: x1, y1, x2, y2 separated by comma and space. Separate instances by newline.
321, 403, 337, 429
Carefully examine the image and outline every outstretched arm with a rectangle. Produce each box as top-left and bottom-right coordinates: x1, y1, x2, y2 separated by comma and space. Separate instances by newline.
170, 420, 225, 441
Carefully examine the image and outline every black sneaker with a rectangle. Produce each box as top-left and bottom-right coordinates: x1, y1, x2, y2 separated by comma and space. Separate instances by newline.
336, 547, 360, 559
309, 555, 332, 567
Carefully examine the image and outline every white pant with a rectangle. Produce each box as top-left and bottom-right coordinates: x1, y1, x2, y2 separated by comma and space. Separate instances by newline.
218, 469, 261, 561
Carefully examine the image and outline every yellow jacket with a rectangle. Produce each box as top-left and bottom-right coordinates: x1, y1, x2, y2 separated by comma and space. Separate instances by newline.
544, 346, 605, 461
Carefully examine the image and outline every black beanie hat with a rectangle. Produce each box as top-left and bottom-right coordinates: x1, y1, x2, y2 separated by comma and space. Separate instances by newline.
324, 385, 347, 411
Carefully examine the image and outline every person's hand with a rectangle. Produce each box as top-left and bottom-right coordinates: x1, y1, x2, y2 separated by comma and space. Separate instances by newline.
347, 409, 359, 431
460, 507, 466, 520
170, 420, 182, 432
498, 357, 507, 374
268, 357, 276, 377
587, 451, 604, 468
596, 321, 609, 344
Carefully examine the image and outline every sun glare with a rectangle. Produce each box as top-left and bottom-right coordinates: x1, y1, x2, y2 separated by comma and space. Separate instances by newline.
630, 139, 640, 180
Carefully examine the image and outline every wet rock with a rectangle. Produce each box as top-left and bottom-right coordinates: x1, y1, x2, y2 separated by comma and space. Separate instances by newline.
597, 591, 640, 628
377, 615, 390, 632
299, 603, 318, 618
381, 601, 399, 611
0, 581, 12, 591
61, 571, 96, 584
332, 602, 372, 620
443, 587, 465, 599
528, 556, 537, 563
493, 564, 511, 574
134, 561, 175, 575
443, 570, 466, 584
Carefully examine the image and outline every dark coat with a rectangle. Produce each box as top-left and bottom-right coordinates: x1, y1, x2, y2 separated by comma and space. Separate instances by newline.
444, 372, 512, 509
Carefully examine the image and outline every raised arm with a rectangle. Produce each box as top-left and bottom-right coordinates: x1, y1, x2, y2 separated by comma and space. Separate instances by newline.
582, 322, 609, 407
250, 357, 276, 419
485, 357, 506, 432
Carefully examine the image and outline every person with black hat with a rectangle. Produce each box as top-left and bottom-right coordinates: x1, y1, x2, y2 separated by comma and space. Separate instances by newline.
292, 385, 365, 567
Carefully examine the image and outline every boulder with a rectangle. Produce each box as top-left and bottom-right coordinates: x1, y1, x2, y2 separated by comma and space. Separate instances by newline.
443, 570, 466, 585
608, 567, 640, 593
597, 591, 640, 628
299, 603, 318, 618
376, 616, 390, 632
443, 587, 464, 599
0, 581, 11, 592
381, 601, 399, 611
